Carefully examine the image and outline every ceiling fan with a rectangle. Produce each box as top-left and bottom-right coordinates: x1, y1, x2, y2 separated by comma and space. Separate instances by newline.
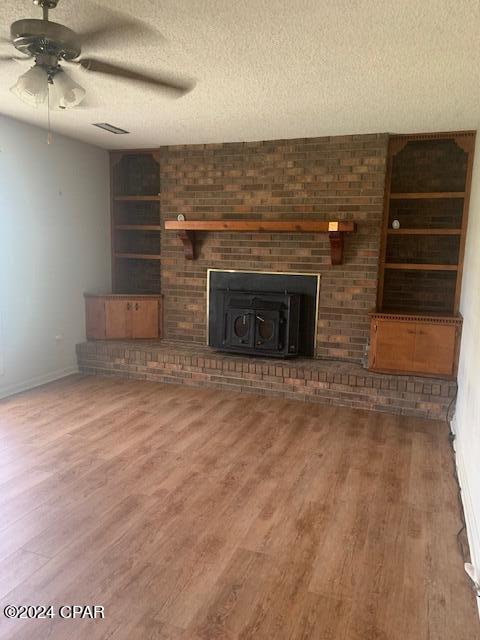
1, 0, 193, 110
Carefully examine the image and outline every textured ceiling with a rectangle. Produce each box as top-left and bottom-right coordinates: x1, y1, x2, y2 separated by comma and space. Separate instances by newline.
0, 0, 479, 149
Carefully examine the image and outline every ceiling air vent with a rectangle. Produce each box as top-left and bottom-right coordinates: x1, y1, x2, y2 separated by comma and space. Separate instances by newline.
92, 123, 129, 134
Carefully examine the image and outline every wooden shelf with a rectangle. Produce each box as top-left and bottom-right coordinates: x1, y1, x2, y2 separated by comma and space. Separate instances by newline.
386, 228, 462, 235
115, 225, 162, 231
164, 219, 356, 264
389, 192, 465, 200
115, 253, 162, 261
384, 263, 458, 271
165, 220, 354, 233
114, 195, 161, 202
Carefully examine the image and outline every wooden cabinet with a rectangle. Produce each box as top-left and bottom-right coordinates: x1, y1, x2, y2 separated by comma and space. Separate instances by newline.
85, 294, 162, 340
369, 313, 462, 377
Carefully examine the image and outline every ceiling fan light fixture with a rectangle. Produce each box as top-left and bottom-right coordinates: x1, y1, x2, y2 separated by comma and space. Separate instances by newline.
51, 69, 85, 109
10, 65, 48, 107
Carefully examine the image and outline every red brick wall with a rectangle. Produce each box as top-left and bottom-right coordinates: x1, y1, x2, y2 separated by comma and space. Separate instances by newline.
159, 133, 388, 362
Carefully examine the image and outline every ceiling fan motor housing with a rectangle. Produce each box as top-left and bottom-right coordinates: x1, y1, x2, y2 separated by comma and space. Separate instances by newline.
33, 1, 60, 8
10, 19, 81, 62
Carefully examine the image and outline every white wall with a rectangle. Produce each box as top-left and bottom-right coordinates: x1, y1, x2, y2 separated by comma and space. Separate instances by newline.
454, 148, 480, 612
0, 115, 110, 398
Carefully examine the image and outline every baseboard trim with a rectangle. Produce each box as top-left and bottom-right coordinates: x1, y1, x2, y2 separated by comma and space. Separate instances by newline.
451, 415, 480, 617
0, 366, 79, 400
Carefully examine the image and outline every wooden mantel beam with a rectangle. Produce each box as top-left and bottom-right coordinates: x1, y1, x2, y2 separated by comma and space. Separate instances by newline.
164, 220, 356, 265
165, 220, 355, 233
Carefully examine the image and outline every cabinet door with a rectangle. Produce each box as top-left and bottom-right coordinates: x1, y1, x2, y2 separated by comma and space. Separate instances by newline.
105, 300, 130, 339
413, 323, 457, 376
131, 300, 159, 339
371, 319, 416, 372
85, 298, 106, 339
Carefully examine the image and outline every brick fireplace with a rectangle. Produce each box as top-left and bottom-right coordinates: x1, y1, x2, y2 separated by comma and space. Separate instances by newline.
159, 133, 388, 362
78, 131, 459, 419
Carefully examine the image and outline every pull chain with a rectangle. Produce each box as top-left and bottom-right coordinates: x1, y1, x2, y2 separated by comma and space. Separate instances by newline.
47, 79, 53, 145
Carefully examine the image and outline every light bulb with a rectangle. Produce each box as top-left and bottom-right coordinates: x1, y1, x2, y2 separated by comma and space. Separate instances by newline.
10, 65, 49, 107
51, 70, 86, 110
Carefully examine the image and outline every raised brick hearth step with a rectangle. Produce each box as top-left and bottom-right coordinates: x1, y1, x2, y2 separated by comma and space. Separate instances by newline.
76, 340, 456, 420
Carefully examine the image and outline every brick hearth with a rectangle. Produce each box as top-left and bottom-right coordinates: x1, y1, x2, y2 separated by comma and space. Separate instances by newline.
77, 341, 456, 420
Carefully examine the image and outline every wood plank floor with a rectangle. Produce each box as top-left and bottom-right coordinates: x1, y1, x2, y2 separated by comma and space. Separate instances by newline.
0, 375, 478, 640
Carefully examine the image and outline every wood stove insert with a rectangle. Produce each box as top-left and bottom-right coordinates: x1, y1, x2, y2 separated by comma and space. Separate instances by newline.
220, 290, 300, 357
208, 270, 320, 358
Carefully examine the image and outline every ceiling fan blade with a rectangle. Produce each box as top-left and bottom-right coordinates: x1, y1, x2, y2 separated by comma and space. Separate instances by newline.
75, 58, 194, 96
76, 4, 161, 48
0, 55, 27, 63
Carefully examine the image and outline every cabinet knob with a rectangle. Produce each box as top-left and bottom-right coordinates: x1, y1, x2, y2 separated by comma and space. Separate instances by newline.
126, 302, 131, 310
135, 303, 139, 311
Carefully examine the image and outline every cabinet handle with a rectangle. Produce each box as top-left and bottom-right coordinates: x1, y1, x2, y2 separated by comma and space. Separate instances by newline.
126, 303, 131, 310
135, 303, 139, 311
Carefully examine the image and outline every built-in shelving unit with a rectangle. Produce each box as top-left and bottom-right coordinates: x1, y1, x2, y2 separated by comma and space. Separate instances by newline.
369, 130, 476, 377
378, 131, 475, 316
110, 150, 161, 294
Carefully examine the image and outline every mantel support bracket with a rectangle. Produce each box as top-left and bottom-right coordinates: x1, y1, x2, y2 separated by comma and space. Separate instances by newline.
328, 231, 344, 266
178, 230, 195, 260
169, 221, 355, 264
